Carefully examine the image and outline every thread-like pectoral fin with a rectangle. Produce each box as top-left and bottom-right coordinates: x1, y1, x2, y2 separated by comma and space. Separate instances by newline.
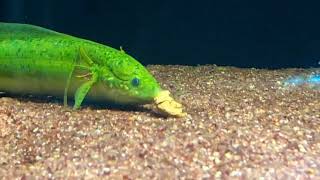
79, 47, 95, 65
64, 51, 79, 107
64, 47, 96, 107
73, 74, 98, 109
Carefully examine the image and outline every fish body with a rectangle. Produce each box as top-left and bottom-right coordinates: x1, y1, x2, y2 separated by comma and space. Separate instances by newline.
0, 22, 186, 117
0, 23, 160, 106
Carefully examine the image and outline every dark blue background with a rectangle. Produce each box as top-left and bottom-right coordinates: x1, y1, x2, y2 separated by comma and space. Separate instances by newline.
1, 0, 320, 68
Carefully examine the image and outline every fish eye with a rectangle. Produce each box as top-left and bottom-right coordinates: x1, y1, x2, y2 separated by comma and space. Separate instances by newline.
131, 77, 140, 87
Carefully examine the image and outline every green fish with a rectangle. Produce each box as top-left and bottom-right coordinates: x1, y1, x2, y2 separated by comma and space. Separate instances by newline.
0, 23, 186, 117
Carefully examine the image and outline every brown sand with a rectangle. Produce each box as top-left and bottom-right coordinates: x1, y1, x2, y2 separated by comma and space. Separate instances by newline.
0, 65, 319, 179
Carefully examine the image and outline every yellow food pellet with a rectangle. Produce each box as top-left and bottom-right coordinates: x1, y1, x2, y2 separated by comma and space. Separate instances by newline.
154, 90, 187, 117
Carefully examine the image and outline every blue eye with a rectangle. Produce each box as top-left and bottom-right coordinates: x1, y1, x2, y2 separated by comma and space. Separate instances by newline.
131, 77, 140, 87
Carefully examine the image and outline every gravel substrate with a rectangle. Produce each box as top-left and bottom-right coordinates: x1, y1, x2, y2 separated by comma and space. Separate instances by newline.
0, 65, 319, 179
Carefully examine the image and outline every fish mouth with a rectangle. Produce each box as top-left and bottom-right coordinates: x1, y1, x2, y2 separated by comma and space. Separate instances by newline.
153, 90, 187, 117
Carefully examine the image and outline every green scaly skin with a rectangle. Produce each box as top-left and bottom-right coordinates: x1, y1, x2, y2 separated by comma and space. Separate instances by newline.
0, 22, 162, 109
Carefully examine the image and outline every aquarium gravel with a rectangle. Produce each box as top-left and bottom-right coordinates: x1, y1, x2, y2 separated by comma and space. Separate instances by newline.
0, 65, 319, 179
